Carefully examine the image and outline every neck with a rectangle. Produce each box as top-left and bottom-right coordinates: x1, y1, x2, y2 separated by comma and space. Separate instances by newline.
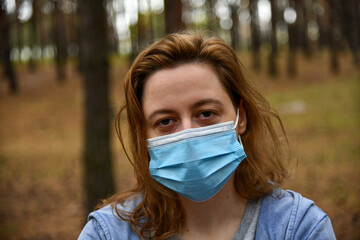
178, 175, 248, 239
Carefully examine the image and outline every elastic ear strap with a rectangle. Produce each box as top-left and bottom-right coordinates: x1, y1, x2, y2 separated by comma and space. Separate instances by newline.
233, 108, 239, 129
238, 135, 243, 147
234, 108, 243, 147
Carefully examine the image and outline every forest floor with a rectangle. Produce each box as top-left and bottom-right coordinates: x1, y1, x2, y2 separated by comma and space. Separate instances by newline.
0, 50, 359, 239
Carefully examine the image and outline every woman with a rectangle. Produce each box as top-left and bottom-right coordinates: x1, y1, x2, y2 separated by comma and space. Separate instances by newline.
78, 32, 335, 239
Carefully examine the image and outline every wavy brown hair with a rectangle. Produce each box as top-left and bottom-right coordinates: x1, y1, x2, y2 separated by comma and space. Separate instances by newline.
102, 32, 290, 239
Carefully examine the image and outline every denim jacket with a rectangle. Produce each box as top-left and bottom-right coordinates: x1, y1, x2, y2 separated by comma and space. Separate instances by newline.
78, 189, 336, 240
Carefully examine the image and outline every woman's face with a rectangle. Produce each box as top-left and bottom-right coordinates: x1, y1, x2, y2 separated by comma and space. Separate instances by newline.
142, 63, 246, 138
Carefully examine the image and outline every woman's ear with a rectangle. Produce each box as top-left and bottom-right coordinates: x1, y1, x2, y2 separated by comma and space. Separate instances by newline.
237, 99, 247, 135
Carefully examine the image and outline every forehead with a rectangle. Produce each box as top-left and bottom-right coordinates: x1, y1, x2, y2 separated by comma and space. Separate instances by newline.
141, 63, 233, 115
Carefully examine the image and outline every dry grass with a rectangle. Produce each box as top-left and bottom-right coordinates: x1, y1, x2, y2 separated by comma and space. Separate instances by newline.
0, 50, 359, 239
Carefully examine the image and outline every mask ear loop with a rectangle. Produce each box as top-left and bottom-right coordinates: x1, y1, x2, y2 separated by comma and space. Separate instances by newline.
233, 109, 244, 147
238, 135, 243, 147
233, 108, 239, 129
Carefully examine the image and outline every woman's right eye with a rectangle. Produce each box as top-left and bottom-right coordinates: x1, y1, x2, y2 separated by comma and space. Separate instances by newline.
155, 118, 177, 133
158, 118, 173, 126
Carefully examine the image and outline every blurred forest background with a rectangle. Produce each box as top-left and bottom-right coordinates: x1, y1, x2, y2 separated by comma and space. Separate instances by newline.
0, 0, 359, 239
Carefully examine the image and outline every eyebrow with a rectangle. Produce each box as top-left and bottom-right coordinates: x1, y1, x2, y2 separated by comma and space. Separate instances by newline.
192, 98, 224, 109
147, 109, 176, 123
147, 98, 224, 123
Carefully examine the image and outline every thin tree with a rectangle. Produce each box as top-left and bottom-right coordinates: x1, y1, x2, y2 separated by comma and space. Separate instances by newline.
107, 1, 118, 54
164, 0, 184, 34
15, 0, 24, 58
342, 0, 359, 67
314, 0, 327, 50
53, 0, 67, 81
138, 0, 147, 51
230, 2, 240, 51
129, 23, 139, 63
327, 0, 340, 73
206, 0, 217, 32
0, 0, 18, 93
287, 0, 297, 77
78, 0, 115, 214
357, 0, 360, 49
268, 0, 278, 76
38, 0, 47, 57
295, 0, 310, 58
147, 0, 154, 42
249, 0, 261, 71
28, 0, 41, 71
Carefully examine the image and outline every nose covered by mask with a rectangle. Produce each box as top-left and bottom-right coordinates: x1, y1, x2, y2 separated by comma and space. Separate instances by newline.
147, 111, 246, 202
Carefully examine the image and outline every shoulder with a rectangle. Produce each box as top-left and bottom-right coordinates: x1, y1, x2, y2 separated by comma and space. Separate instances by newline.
77, 194, 143, 240
256, 189, 336, 240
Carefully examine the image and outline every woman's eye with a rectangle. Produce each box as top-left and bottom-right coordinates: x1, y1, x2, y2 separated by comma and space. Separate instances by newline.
158, 118, 173, 126
199, 111, 214, 119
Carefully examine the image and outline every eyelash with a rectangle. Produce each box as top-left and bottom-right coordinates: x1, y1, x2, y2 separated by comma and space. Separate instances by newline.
198, 110, 215, 119
154, 117, 177, 129
157, 118, 175, 126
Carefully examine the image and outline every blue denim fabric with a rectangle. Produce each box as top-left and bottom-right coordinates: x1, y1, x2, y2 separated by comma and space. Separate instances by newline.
78, 195, 143, 240
256, 190, 336, 240
78, 189, 336, 240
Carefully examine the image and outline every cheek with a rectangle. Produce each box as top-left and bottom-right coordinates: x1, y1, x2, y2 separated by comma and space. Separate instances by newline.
146, 129, 154, 139
145, 124, 159, 139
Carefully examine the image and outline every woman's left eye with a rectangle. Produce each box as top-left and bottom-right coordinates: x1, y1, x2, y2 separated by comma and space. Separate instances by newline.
198, 111, 214, 119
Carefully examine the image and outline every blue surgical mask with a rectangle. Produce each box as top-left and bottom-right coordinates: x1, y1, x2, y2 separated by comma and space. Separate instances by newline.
147, 114, 246, 202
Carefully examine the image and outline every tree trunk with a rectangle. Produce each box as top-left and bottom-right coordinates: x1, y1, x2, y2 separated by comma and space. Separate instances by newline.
108, 24, 118, 55
28, 0, 40, 72
0, 1, 18, 94
315, 0, 327, 50
287, 0, 297, 77
164, 0, 184, 34
328, 0, 340, 73
287, 25, 297, 77
15, 2, 23, 60
295, 0, 310, 58
78, 0, 115, 214
230, 3, 240, 51
268, 0, 278, 76
249, 0, 261, 71
38, 0, 47, 57
206, 0, 217, 32
357, 0, 360, 49
129, 23, 139, 64
53, 0, 68, 81
343, 0, 359, 67
147, 0, 154, 42
138, 0, 147, 51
